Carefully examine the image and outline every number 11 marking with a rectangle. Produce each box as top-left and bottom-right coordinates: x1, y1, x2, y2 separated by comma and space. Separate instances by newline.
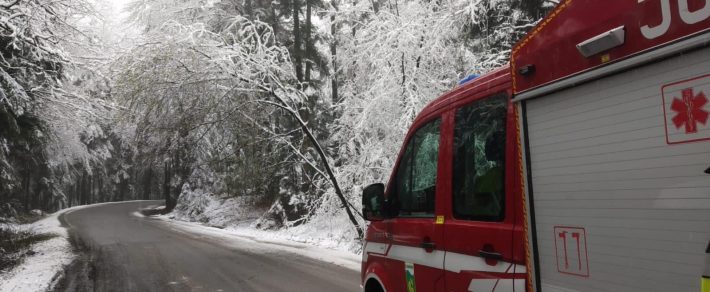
572, 232, 581, 271
554, 226, 589, 277
558, 231, 569, 269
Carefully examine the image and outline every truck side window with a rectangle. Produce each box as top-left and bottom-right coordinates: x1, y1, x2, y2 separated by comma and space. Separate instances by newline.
452, 94, 507, 221
392, 118, 441, 217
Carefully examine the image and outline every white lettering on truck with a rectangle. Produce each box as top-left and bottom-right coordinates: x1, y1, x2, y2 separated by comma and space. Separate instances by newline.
640, 0, 672, 39
679, 0, 710, 24
640, 0, 710, 39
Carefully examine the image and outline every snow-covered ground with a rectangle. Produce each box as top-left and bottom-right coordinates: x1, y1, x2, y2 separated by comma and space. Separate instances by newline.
155, 215, 362, 271
0, 205, 88, 292
162, 192, 364, 270
0, 201, 147, 292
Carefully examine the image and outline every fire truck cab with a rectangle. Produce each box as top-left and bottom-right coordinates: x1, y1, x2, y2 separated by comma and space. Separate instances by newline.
361, 66, 525, 292
361, 1, 710, 291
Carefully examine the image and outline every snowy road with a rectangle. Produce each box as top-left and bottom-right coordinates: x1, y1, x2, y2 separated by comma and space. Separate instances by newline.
58, 201, 360, 292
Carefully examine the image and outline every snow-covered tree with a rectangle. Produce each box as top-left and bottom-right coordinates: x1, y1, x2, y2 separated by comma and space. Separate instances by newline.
106, 0, 552, 241
0, 0, 117, 213
0, 0, 552, 243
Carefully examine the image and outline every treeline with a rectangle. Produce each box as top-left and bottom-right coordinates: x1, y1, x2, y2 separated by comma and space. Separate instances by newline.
0, 0, 100, 216
0, 0, 554, 237
109, 0, 555, 235
0, 0, 155, 217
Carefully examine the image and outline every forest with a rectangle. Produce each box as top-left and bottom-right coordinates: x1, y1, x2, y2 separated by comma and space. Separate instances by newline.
0, 0, 554, 240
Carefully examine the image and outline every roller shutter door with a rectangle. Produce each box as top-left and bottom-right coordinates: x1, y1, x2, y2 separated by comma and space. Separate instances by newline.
525, 46, 710, 292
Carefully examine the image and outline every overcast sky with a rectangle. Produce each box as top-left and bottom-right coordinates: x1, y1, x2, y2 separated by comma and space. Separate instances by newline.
111, 0, 128, 9
106, 0, 130, 22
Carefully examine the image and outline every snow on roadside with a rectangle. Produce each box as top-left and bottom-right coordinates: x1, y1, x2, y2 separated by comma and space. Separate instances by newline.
154, 214, 362, 271
0, 204, 89, 292
162, 191, 363, 271
169, 186, 265, 228
0, 214, 70, 291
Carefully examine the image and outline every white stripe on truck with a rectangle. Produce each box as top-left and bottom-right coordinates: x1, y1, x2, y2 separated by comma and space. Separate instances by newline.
445, 250, 526, 274
364, 242, 525, 274
372, 244, 446, 269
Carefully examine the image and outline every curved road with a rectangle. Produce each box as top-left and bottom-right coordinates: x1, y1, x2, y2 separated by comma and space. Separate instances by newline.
59, 201, 360, 292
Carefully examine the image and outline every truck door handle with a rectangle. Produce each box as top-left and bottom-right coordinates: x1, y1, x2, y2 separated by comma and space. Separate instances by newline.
478, 250, 503, 260
705, 166, 710, 174
420, 241, 436, 250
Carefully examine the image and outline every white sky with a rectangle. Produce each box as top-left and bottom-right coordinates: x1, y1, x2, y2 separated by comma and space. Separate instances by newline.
99, 0, 139, 46
111, 0, 129, 9
106, 0, 131, 23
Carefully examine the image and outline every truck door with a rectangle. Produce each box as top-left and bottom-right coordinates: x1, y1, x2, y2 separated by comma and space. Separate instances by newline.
443, 94, 524, 292
385, 117, 445, 292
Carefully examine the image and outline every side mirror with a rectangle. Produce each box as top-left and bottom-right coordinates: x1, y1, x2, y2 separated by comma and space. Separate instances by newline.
362, 183, 385, 221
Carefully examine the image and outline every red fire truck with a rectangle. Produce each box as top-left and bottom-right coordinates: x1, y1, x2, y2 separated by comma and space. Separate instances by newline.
361, 0, 710, 291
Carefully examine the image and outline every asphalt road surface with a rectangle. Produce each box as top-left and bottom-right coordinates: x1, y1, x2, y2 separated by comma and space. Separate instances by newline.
59, 201, 360, 292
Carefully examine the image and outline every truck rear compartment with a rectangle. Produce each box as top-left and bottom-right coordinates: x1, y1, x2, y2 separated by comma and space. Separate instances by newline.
522, 46, 710, 292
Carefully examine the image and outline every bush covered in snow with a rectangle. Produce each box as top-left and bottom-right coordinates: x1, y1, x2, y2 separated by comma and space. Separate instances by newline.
169, 187, 266, 229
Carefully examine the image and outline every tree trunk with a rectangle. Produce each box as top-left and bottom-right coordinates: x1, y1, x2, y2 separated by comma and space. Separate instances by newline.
244, 0, 253, 20
87, 175, 93, 204
74, 180, 79, 206
305, 0, 312, 82
163, 161, 172, 210
98, 175, 103, 203
80, 173, 86, 205
143, 167, 153, 200
83, 173, 87, 205
92, 173, 97, 204
400, 52, 406, 94
270, 4, 279, 38
172, 152, 181, 209
293, 0, 304, 82
300, 123, 363, 239
330, 2, 340, 103
258, 95, 364, 239
118, 175, 127, 202
23, 171, 30, 211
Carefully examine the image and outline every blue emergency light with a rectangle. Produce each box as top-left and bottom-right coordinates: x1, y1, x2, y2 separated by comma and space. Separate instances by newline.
458, 74, 479, 85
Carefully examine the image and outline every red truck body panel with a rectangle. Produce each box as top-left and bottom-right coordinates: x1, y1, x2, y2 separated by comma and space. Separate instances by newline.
512, 0, 710, 94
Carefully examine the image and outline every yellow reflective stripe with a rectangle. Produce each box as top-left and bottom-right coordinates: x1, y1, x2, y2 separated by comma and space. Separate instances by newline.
702, 276, 710, 292
515, 104, 534, 292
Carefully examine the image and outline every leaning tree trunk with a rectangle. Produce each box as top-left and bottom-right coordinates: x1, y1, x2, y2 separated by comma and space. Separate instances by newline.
221, 58, 365, 238
256, 92, 364, 239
